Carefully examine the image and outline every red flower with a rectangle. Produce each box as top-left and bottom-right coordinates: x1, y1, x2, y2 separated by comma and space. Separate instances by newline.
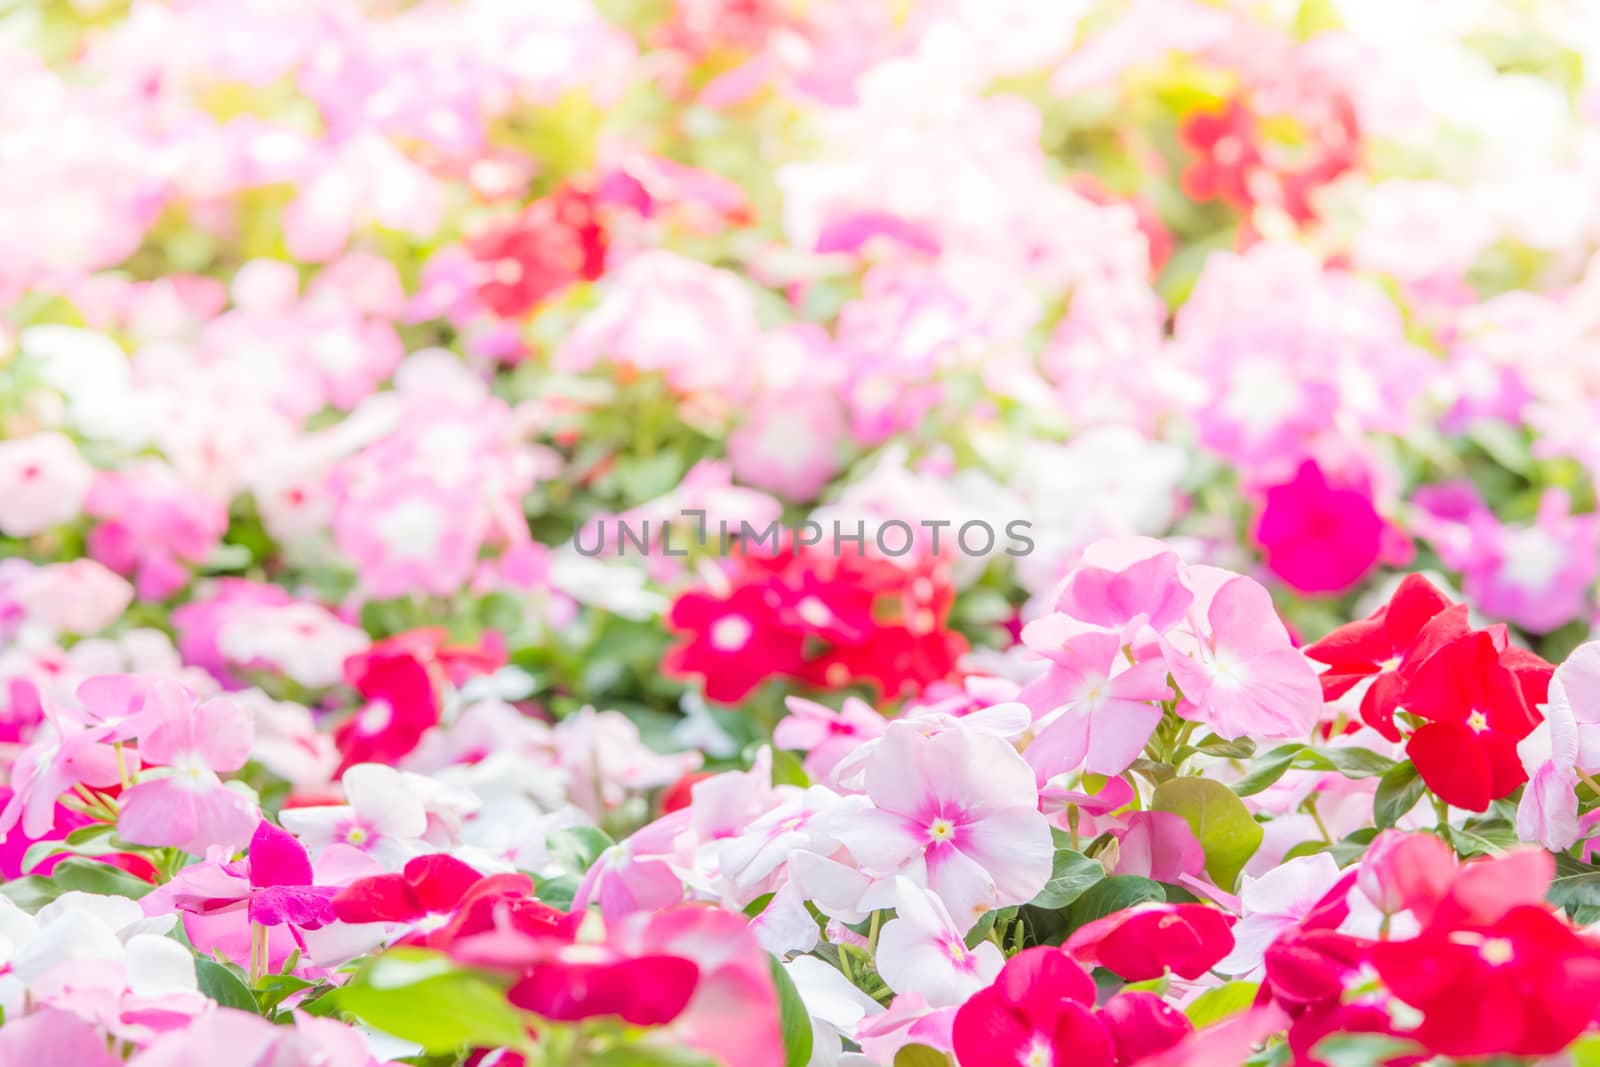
508, 954, 700, 1027
663, 545, 966, 703
1303, 575, 1462, 740
951, 947, 1191, 1067
333, 853, 491, 947
1369, 905, 1600, 1058
468, 182, 607, 319
333, 646, 439, 772
663, 580, 806, 703
1401, 631, 1549, 811
1065, 903, 1235, 981
1180, 101, 1262, 211
1252, 460, 1384, 596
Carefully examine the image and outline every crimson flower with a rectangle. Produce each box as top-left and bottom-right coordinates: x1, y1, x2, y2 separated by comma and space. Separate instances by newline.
333, 633, 458, 772
1065, 903, 1235, 982
333, 853, 495, 947
663, 545, 967, 704
1180, 101, 1262, 211
468, 183, 607, 319
1303, 574, 1463, 740
1401, 630, 1550, 811
1369, 904, 1600, 1058
951, 947, 1192, 1067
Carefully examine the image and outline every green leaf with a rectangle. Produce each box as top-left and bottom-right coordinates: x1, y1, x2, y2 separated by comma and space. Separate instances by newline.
1372, 762, 1424, 829
20, 824, 131, 873
1030, 835, 1106, 910
546, 826, 614, 875
1194, 735, 1256, 760
1231, 744, 1303, 796
1233, 745, 1396, 798
1066, 876, 1165, 926
334, 950, 527, 1055
1152, 777, 1263, 891
195, 958, 259, 1014
1186, 981, 1258, 1027
768, 955, 814, 1067
0, 876, 59, 912
1569, 1033, 1600, 1067
49, 857, 154, 899
1549, 852, 1600, 913
1297, 747, 1395, 778
1310, 1034, 1422, 1067
893, 1045, 951, 1067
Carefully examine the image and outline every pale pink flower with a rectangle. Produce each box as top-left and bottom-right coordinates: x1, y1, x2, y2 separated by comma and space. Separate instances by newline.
334, 477, 488, 600
117, 686, 258, 856
1463, 490, 1600, 635
130, 1010, 377, 1067
0, 705, 121, 841
876, 878, 1003, 1008
728, 385, 846, 501
1518, 641, 1600, 851
1162, 576, 1323, 741
832, 722, 1051, 928
1017, 629, 1174, 780
0, 432, 95, 537
278, 763, 429, 869
1215, 853, 1345, 977
214, 601, 370, 691
555, 250, 760, 395
774, 696, 887, 781
7, 560, 131, 635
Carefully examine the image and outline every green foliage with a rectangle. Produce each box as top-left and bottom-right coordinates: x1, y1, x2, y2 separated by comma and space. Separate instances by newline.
1153, 776, 1263, 890
331, 950, 530, 1056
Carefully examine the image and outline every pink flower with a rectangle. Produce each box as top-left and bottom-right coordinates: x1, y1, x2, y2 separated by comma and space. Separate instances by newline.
0, 431, 95, 537
1018, 629, 1174, 780
278, 763, 428, 869
555, 250, 760, 395
727, 385, 846, 501
165, 821, 342, 954
7, 560, 132, 635
1518, 641, 1600, 850
130, 1008, 376, 1067
84, 463, 229, 601
117, 685, 258, 856
1253, 459, 1385, 595
1217, 854, 1346, 977
1464, 489, 1600, 634
0, 1008, 120, 1067
774, 696, 887, 781
876, 879, 1004, 1007
832, 722, 1052, 928
0, 704, 121, 841
334, 477, 489, 600
1162, 576, 1323, 740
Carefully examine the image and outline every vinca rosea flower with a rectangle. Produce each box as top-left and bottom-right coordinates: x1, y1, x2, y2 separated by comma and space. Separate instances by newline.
6, 1, 1600, 1064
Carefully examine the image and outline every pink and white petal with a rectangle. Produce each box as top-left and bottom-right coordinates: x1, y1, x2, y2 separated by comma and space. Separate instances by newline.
341, 764, 428, 838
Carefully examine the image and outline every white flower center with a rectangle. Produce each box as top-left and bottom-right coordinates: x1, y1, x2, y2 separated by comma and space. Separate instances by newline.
710, 616, 752, 652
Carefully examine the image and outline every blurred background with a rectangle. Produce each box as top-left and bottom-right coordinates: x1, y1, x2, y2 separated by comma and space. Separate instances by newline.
2, 0, 1600, 753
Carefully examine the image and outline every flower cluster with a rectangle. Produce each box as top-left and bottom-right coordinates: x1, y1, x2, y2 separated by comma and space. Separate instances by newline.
7, 0, 1600, 1065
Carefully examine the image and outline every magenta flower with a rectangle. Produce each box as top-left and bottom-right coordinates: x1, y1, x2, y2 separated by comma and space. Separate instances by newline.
167, 822, 340, 955
1252, 459, 1385, 595
832, 722, 1052, 929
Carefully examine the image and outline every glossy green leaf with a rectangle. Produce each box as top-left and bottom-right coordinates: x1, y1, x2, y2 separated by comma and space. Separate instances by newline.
769, 955, 814, 1067
1030, 835, 1106, 910
195, 958, 259, 1014
1152, 777, 1263, 891
1066, 875, 1165, 927
1372, 762, 1425, 829
1186, 981, 1258, 1027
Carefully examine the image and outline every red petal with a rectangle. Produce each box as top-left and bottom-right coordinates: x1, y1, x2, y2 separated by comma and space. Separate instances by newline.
1100, 991, 1193, 1065
508, 954, 698, 1026
403, 853, 484, 913
1358, 672, 1404, 743
1383, 574, 1453, 647
332, 873, 422, 924
1407, 722, 1493, 812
